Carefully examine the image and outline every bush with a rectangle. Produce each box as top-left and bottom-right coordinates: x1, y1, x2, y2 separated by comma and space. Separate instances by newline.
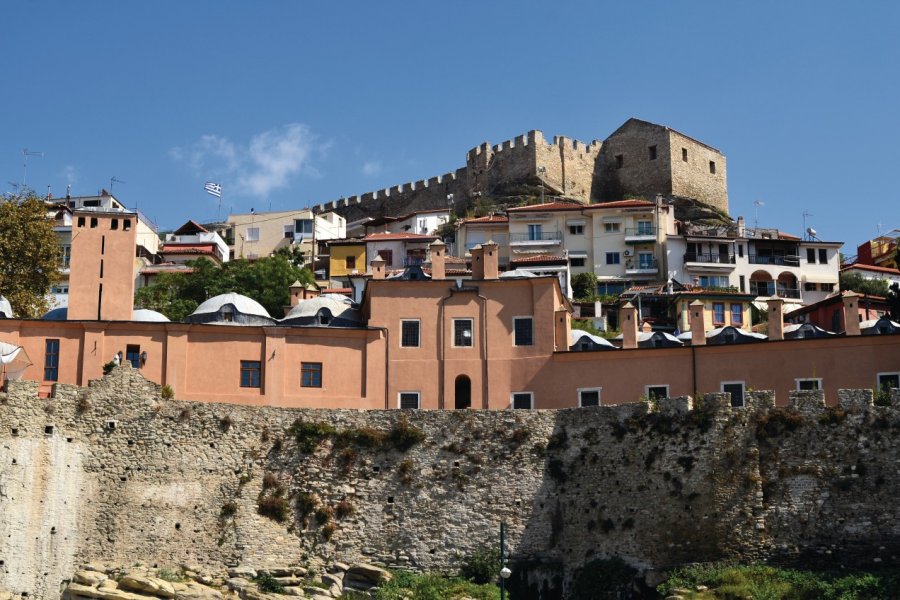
288, 419, 337, 453
76, 395, 92, 415
314, 505, 334, 524
257, 494, 289, 522
459, 546, 499, 585
220, 415, 234, 432
377, 570, 499, 600
156, 568, 185, 582
262, 472, 279, 490
322, 522, 336, 541
102, 360, 117, 375
254, 573, 285, 594
387, 417, 425, 451
335, 499, 355, 520
220, 501, 237, 518
160, 384, 174, 400
296, 492, 319, 518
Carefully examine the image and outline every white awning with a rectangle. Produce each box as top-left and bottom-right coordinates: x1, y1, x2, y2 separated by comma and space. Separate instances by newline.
566, 219, 586, 226
801, 274, 838, 284
0, 342, 32, 381
568, 251, 588, 258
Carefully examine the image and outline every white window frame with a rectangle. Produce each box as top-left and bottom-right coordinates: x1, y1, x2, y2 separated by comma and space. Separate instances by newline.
398, 391, 420, 409
795, 378, 822, 391
603, 221, 622, 233
645, 384, 669, 400
578, 387, 602, 407
512, 316, 534, 347
510, 391, 534, 409
400, 319, 421, 348
245, 227, 260, 242
720, 381, 746, 407
452, 318, 474, 348
876, 372, 900, 391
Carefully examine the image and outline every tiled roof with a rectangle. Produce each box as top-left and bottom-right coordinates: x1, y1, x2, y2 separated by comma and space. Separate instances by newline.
462, 215, 509, 224
510, 254, 568, 266
321, 288, 352, 294
173, 220, 209, 235
363, 232, 439, 242
586, 199, 655, 209
842, 263, 900, 276
443, 255, 467, 265
507, 201, 585, 212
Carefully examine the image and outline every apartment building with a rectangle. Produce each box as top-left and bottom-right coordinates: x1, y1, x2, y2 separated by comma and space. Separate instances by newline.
226, 209, 345, 262
354, 208, 451, 238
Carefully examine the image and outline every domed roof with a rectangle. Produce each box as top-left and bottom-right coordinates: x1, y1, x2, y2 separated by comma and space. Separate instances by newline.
191, 293, 271, 319
132, 308, 170, 322
499, 269, 538, 279
43, 307, 68, 320
0, 296, 13, 318
283, 295, 359, 321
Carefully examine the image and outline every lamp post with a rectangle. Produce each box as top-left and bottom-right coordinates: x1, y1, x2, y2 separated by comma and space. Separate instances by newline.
499, 521, 512, 600
537, 166, 546, 204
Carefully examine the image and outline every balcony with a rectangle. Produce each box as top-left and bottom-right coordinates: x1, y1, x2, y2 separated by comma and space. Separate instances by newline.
625, 258, 658, 275
683, 252, 736, 270
624, 226, 657, 243
750, 282, 802, 299
748, 254, 800, 267
509, 231, 562, 246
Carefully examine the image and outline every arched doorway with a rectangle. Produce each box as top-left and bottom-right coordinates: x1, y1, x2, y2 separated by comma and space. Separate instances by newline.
454, 375, 471, 409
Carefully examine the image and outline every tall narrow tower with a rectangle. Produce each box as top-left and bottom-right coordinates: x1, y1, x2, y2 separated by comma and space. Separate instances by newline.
67, 209, 138, 321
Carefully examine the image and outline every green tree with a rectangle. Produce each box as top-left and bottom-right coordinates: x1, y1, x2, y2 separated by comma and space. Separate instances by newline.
839, 272, 889, 297
571, 272, 598, 301
888, 282, 900, 320
135, 255, 313, 320
0, 192, 60, 317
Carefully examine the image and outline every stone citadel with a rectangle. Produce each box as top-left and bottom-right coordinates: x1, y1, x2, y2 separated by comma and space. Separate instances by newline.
312, 118, 729, 222
3, 365, 900, 599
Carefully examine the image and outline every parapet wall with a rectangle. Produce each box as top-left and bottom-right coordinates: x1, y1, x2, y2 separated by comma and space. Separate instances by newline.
3, 366, 899, 599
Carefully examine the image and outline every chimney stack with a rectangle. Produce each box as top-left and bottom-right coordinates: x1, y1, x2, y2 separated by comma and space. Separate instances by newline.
690, 300, 707, 346
620, 302, 638, 349
470, 245, 484, 280
481, 240, 499, 280
429, 240, 446, 280
371, 258, 386, 280
842, 291, 861, 336
767, 297, 785, 341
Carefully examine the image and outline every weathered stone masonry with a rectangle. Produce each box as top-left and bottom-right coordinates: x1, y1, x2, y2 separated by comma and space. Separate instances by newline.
2, 366, 900, 599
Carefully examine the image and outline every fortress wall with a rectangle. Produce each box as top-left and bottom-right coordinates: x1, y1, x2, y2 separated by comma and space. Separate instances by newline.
5, 367, 896, 598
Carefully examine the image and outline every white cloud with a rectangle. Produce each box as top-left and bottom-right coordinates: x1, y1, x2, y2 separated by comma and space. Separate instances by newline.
362, 160, 382, 176
171, 123, 318, 198
61, 165, 78, 185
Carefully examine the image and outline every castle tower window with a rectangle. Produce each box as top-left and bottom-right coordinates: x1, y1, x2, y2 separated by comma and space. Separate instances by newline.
77, 217, 85, 227
90, 217, 98, 228
111, 219, 118, 230
648, 145, 657, 160
682, 148, 688, 162
615, 154, 624, 169
709, 161, 716, 174
123, 219, 132, 231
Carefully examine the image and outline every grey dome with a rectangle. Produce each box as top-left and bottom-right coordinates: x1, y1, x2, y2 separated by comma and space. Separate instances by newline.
281, 296, 361, 327
132, 308, 170, 322
43, 307, 68, 320
185, 292, 274, 325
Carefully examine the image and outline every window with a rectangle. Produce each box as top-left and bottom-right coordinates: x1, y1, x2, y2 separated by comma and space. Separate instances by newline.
821, 283, 835, 292
245, 227, 259, 242
615, 154, 624, 169
818, 249, 828, 264
606, 252, 621, 265
648, 145, 657, 160
400, 320, 420, 347
301, 362, 323, 388
738, 245, 744, 258
527, 224, 543, 241
604, 222, 621, 233
730, 303, 743, 325
90, 217, 98, 228
345, 256, 356, 270
123, 219, 131, 231
721, 382, 745, 408
636, 220, 653, 235
399, 392, 420, 409
77, 216, 85, 228
645, 385, 669, 400
579, 388, 601, 407
739, 275, 746, 292
709, 161, 716, 174
698, 275, 729, 288
878, 373, 899, 394
804, 282, 817, 292
240, 361, 261, 388
60, 245, 71, 268
682, 148, 688, 162
111, 219, 118, 230
712, 302, 725, 325
378, 249, 393, 265
796, 378, 822, 391
568, 224, 584, 235
295, 219, 313, 235
638, 252, 654, 269
570, 257, 585, 267
511, 392, 533, 409
44, 339, 60, 382
126, 344, 141, 369
513, 317, 533, 346
807, 248, 816, 263
453, 319, 473, 347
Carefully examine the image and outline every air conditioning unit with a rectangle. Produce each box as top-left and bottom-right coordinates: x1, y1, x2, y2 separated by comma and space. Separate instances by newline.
623, 250, 632, 256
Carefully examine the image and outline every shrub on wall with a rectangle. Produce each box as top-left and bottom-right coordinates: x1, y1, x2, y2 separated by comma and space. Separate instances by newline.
459, 545, 500, 585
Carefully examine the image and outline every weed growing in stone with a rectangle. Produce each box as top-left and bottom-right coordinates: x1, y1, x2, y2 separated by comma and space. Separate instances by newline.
254, 573, 285, 594
160, 384, 174, 400
220, 501, 237, 518
321, 522, 336, 541
296, 492, 319, 519
335, 499, 355, 519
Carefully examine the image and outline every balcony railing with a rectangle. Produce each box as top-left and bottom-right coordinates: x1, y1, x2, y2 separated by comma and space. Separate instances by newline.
625, 258, 659, 272
509, 231, 562, 243
683, 252, 736, 264
624, 227, 657, 236
748, 254, 800, 267
750, 282, 801, 299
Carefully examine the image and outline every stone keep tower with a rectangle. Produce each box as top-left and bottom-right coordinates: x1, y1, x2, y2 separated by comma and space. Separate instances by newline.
67, 209, 138, 321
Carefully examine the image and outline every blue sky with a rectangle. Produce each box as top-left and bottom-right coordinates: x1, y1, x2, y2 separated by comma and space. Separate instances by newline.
2, 1, 898, 249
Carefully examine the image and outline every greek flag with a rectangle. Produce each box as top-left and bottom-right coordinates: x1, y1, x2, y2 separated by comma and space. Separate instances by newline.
204, 182, 222, 198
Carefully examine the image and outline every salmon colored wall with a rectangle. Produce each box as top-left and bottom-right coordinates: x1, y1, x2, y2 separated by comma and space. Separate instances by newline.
68, 212, 138, 321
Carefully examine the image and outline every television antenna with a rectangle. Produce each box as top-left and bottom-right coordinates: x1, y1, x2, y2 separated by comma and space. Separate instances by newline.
753, 200, 765, 229
802, 211, 814, 240
110, 176, 126, 192
22, 148, 43, 189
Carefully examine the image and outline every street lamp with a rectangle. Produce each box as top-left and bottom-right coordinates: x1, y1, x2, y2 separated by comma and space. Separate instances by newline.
537, 166, 546, 204
499, 521, 512, 600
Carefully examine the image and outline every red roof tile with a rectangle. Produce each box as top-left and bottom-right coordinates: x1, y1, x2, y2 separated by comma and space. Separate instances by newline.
507, 201, 585, 212
462, 215, 509, 224
363, 232, 439, 242
585, 199, 655, 209
510, 254, 568, 265
842, 263, 900, 275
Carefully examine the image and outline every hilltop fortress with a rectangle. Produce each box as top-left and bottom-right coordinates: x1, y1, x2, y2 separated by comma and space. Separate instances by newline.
313, 118, 729, 221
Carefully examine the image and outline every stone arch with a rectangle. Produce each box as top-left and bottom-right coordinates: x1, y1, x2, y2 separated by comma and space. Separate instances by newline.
454, 375, 471, 410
